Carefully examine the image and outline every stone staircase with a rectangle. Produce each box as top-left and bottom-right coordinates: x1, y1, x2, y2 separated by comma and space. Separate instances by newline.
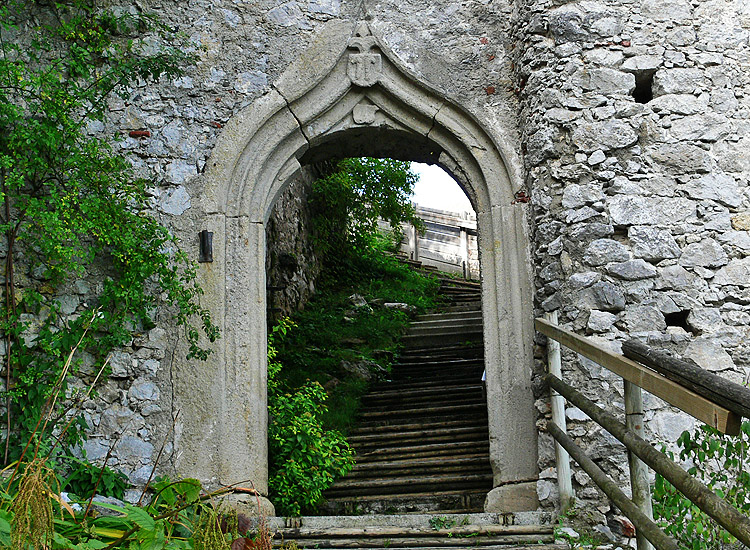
266, 513, 566, 549
322, 276, 490, 515
290, 273, 564, 548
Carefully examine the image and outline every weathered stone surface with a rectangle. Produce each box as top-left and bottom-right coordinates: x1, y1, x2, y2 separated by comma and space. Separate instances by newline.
608, 196, 696, 225
622, 55, 661, 73
583, 239, 630, 266
572, 120, 638, 153
653, 68, 706, 95
656, 265, 703, 291
621, 306, 666, 332
649, 94, 709, 115
129, 378, 161, 402
579, 281, 626, 312
568, 271, 601, 289
669, 113, 730, 143
641, 0, 693, 21
562, 183, 604, 209
686, 308, 724, 333
628, 226, 680, 261
580, 69, 636, 96
159, 186, 192, 215
646, 143, 711, 174
587, 310, 617, 332
683, 174, 742, 208
731, 213, 750, 231
679, 238, 727, 268
650, 410, 695, 443
606, 259, 658, 280
714, 257, 750, 286
115, 436, 154, 463
685, 337, 736, 372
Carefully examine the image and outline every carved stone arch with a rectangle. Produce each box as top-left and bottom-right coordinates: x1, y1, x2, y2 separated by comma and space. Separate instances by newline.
183, 19, 538, 513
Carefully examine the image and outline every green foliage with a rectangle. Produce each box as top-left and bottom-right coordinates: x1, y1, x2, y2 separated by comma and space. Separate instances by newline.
653, 422, 750, 550
63, 458, 130, 500
273, 238, 440, 433
0, 1, 218, 460
310, 158, 423, 264
1, 460, 270, 549
266, 238, 440, 516
268, 321, 355, 517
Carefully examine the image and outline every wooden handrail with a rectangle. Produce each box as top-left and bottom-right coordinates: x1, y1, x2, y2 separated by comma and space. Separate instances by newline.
535, 318, 741, 435
547, 421, 678, 550
546, 373, 750, 547
623, 339, 750, 419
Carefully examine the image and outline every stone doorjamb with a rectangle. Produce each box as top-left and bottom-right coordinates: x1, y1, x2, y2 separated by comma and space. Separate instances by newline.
182, 19, 538, 513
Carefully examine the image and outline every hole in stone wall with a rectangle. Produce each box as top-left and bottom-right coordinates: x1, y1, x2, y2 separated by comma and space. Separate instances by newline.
632, 70, 655, 104
664, 310, 692, 333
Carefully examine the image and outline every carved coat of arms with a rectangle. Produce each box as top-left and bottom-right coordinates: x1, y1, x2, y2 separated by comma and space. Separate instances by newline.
347, 23, 382, 88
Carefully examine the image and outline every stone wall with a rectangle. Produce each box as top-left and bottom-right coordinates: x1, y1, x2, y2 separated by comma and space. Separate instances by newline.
514, 0, 750, 520
266, 167, 322, 322
4, 0, 749, 525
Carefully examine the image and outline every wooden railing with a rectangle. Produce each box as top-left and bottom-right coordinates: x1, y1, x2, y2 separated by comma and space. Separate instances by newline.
536, 313, 750, 550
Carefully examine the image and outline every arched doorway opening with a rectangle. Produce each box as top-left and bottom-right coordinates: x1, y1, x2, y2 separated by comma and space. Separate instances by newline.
183, 19, 538, 514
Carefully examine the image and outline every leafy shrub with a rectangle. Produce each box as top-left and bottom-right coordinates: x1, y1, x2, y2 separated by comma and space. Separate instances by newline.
653, 422, 750, 549
268, 322, 355, 516
63, 459, 130, 500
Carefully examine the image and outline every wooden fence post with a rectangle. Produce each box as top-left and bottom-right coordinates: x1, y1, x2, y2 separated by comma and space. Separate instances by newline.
545, 311, 574, 512
625, 380, 654, 550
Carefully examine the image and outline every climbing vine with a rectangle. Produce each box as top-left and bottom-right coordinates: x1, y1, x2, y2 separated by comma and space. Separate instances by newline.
0, 2, 218, 461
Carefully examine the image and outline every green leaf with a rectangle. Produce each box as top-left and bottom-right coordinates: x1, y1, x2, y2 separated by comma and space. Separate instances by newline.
125, 504, 156, 531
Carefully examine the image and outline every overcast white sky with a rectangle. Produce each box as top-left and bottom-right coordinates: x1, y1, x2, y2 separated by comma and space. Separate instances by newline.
410, 162, 473, 213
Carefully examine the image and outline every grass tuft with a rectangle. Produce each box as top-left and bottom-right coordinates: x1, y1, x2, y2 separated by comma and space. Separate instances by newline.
11, 458, 56, 550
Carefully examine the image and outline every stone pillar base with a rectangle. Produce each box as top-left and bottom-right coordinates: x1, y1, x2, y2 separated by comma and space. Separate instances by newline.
219, 492, 276, 517
484, 481, 539, 513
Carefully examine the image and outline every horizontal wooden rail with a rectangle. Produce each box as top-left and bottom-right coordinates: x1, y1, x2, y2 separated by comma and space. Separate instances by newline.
547, 421, 678, 550
535, 318, 741, 435
623, 339, 750, 419
546, 373, 750, 547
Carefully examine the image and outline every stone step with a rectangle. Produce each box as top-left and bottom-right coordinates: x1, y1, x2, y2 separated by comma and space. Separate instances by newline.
324, 473, 493, 498
265, 512, 554, 529
362, 383, 483, 402
397, 345, 484, 359
274, 546, 567, 550
359, 399, 485, 417
272, 525, 556, 548
438, 280, 481, 291
431, 301, 482, 313
400, 334, 483, 348
357, 403, 485, 420
414, 310, 483, 323
355, 441, 489, 462
347, 455, 491, 477
349, 419, 483, 436
349, 427, 489, 450
388, 363, 484, 377
370, 377, 483, 393
321, 489, 489, 515
407, 319, 483, 334
356, 413, 488, 429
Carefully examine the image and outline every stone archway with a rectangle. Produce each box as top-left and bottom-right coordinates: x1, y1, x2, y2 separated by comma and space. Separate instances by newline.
181, 20, 537, 513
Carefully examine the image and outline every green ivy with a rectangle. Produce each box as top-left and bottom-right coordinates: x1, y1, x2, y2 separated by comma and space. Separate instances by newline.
653, 422, 750, 550
0, 2, 218, 461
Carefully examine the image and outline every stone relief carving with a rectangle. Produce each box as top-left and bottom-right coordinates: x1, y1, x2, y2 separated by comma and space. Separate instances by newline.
347, 22, 382, 87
